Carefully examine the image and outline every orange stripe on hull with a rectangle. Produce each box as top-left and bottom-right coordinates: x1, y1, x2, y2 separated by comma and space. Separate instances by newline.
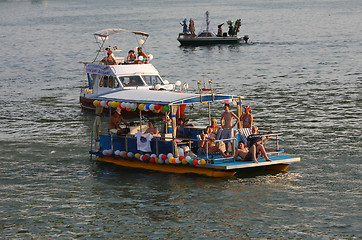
98, 156, 236, 178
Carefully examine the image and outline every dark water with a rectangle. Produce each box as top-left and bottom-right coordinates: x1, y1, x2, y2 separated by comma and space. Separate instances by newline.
0, 0, 361, 239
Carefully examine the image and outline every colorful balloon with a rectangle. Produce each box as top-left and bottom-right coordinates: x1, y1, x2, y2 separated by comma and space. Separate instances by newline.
142, 155, 148, 161
200, 159, 206, 165
163, 105, 170, 111
149, 157, 155, 163
192, 159, 198, 165
93, 100, 99, 107
154, 104, 160, 110
138, 104, 145, 111
135, 153, 141, 159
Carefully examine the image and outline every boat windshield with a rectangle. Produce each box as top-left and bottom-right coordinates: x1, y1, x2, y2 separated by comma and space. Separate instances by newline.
119, 76, 145, 87
141, 75, 164, 86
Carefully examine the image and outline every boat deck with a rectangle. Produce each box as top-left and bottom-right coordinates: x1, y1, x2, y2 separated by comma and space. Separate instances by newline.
198, 155, 300, 170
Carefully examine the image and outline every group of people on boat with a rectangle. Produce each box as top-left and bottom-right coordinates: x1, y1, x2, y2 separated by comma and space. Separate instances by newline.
108, 103, 270, 163
179, 17, 242, 38
101, 47, 149, 65
197, 104, 271, 163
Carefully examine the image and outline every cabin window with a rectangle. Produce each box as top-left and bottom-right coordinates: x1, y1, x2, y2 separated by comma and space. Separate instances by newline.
99, 76, 120, 88
119, 76, 145, 87
142, 75, 164, 86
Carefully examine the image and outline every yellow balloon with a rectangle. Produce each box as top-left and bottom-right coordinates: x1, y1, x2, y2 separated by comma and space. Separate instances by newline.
200, 159, 206, 165
135, 153, 141, 159
182, 159, 188, 165
138, 104, 145, 111
93, 100, 99, 106
155, 109, 161, 113
169, 157, 174, 164
110, 101, 117, 108
155, 157, 159, 164
114, 101, 121, 108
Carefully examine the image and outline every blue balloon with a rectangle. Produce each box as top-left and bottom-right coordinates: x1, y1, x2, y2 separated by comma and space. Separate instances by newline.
144, 104, 150, 111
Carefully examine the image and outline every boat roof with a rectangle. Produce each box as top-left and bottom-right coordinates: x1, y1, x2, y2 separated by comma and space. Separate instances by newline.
86, 63, 159, 76
94, 28, 149, 37
93, 89, 242, 105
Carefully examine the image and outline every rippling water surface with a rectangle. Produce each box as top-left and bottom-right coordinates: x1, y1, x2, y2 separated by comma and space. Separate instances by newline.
0, 0, 361, 239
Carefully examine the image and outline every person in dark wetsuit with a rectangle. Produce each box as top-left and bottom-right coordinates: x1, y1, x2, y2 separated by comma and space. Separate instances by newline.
244, 126, 272, 163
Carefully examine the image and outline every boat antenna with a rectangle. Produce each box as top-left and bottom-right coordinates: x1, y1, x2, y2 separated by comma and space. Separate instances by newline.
206, 11, 210, 33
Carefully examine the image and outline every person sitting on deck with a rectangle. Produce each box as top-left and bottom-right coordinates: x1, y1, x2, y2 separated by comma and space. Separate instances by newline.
135, 47, 149, 64
241, 106, 253, 128
126, 50, 137, 63
109, 108, 129, 135
245, 126, 272, 163
102, 50, 117, 65
206, 118, 222, 140
176, 117, 195, 138
144, 120, 160, 137
199, 132, 228, 158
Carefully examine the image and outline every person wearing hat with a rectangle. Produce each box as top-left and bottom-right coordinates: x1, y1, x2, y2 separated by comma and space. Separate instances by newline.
109, 108, 129, 135
102, 50, 117, 65
241, 105, 253, 128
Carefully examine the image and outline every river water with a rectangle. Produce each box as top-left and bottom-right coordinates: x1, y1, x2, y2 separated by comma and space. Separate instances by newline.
0, 0, 361, 239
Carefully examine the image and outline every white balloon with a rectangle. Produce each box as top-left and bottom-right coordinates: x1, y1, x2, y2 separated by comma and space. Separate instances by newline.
127, 152, 134, 158
175, 81, 182, 86
155, 84, 161, 90
148, 54, 153, 60
164, 80, 169, 85
102, 150, 108, 155
175, 158, 181, 164
185, 156, 191, 161
150, 154, 157, 158
100, 101, 107, 107
125, 102, 131, 109
120, 151, 126, 157
114, 150, 121, 156
138, 39, 145, 45
149, 104, 155, 111
121, 102, 126, 108
167, 153, 173, 159
138, 56, 144, 61
158, 158, 164, 164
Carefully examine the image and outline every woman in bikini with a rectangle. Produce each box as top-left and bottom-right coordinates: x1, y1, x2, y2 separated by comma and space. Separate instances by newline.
241, 106, 253, 128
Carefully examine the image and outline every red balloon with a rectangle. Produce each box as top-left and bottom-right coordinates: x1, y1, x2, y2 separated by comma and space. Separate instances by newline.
161, 154, 167, 161
179, 156, 185, 161
142, 155, 148, 161
124, 152, 128, 159
192, 159, 198, 165
154, 104, 160, 110
149, 157, 155, 163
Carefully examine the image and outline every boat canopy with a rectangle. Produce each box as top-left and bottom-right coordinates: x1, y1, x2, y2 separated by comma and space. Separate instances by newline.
94, 28, 149, 37
93, 89, 242, 105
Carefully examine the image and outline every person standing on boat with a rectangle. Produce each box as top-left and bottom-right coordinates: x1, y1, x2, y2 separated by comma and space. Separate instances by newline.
102, 50, 117, 65
246, 126, 272, 163
220, 104, 240, 156
109, 108, 129, 135
136, 47, 149, 64
189, 18, 195, 36
241, 106, 253, 128
217, 23, 224, 37
126, 50, 137, 63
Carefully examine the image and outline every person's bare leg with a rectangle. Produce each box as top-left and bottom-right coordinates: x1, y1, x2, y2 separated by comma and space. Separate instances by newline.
249, 145, 258, 163
256, 144, 272, 161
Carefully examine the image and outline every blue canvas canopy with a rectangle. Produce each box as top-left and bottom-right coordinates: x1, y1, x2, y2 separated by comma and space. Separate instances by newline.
92, 89, 242, 105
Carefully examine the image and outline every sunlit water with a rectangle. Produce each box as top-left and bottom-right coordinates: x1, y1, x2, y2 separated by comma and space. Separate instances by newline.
0, 0, 361, 239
